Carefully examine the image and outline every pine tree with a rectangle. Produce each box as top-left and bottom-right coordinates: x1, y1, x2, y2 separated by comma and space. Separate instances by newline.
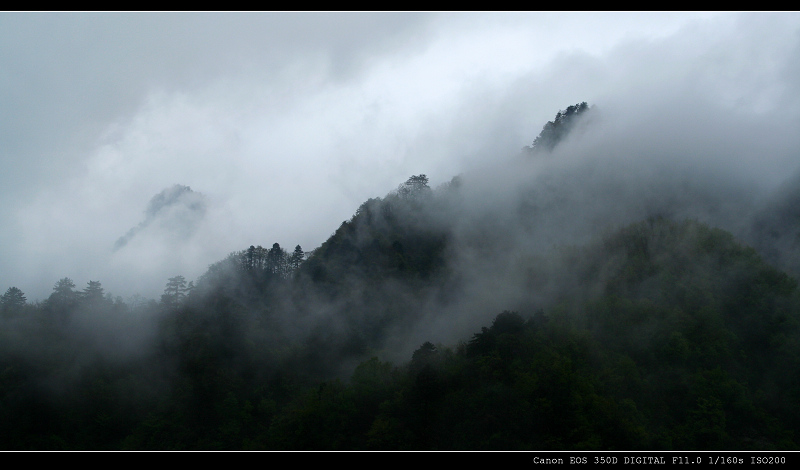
48, 277, 77, 307
397, 175, 430, 199
527, 101, 590, 153
268, 243, 288, 278
161, 275, 189, 311
290, 245, 305, 271
81, 280, 106, 304
1, 286, 26, 315
46, 277, 78, 323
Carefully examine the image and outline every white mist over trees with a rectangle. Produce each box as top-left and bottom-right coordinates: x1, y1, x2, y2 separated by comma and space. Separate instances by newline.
2, 96, 800, 449
2, 12, 800, 450
114, 184, 207, 251
5, 12, 787, 301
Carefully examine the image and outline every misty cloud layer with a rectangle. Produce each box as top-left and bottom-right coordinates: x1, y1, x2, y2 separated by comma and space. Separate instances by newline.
2, 12, 799, 302
114, 184, 207, 251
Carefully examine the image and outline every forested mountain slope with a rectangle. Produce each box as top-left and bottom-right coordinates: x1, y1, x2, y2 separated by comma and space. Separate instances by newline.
2, 104, 800, 449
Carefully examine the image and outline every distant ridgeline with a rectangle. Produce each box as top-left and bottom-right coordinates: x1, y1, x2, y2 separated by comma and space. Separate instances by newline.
7, 101, 800, 451
524, 101, 590, 154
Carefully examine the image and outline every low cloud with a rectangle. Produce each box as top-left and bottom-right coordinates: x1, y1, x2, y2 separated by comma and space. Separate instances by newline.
114, 184, 207, 251
2, 12, 798, 303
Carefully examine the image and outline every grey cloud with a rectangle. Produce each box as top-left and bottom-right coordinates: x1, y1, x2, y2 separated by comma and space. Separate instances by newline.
2, 12, 799, 303
114, 184, 207, 251
0, 12, 434, 192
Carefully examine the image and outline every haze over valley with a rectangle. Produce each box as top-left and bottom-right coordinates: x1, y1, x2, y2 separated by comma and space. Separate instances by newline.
2, 12, 800, 450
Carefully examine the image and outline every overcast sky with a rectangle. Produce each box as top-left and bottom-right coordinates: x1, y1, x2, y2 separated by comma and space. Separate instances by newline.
2, 11, 799, 301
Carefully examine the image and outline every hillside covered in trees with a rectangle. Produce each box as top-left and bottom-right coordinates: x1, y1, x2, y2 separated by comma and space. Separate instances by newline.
2, 104, 800, 450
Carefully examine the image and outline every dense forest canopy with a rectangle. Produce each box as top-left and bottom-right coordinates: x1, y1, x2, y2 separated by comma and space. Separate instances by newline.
524, 101, 591, 154
2, 103, 800, 450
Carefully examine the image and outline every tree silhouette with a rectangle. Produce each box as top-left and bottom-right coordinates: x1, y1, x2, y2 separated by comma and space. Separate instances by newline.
290, 245, 305, 272
1, 286, 26, 315
527, 102, 590, 153
45, 277, 78, 323
161, 275, 189, 311
48, 277, 76, 305
397, 175, 430, 200
267, 243, 288, 278
81, 280, 105, 303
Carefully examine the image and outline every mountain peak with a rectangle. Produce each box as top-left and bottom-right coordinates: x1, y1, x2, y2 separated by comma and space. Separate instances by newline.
525, 101, 591, 154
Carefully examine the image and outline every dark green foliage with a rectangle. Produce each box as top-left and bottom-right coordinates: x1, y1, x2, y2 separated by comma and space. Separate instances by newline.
747, 170, 800, 277
160, 275, 188, 312
525, 101, 590, 153
289, 245, 304, 271
1, 287, 26, 316
48, 277, 77, 307
397, 174, 431, 200
81, 280, 105, 301
250, 217, 800, 450
2, 173, 800, 449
